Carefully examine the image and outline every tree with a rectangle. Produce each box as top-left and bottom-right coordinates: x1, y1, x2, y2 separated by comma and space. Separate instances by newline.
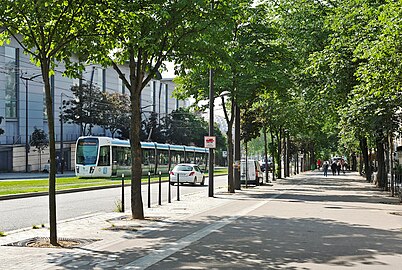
63, 84, 104, 135
76, 0, 222, 219
0, 0, 94, 245
98, 92, 131, 138
30, 127, 49, 172
141, 112, 163, 142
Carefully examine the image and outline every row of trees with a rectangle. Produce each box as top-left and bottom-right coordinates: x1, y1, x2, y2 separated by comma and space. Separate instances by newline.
176, 0, 402, 191
270, 0, 402, 191
228, 0, 402, 190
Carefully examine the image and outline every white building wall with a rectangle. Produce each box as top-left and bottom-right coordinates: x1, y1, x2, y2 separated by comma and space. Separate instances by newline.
0, 40, 192, 172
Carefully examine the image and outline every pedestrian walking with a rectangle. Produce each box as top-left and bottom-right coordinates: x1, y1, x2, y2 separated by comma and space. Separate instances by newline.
336, 161, 341, 175
341, 159, 345, 174
323, 161, 329, 177
331, 161, 337, 176
56, 156, 61, 173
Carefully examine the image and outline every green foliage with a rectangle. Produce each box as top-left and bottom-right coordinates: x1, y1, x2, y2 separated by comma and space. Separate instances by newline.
98, 92, 131, 138
30, 127, 49, 153
162, 107, 226, 151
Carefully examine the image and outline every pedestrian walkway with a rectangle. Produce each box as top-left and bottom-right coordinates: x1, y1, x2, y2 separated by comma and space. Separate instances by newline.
1, 171, 401, 269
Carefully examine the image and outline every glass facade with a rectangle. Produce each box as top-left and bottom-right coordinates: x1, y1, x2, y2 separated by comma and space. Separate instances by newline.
4, 46, 17, 119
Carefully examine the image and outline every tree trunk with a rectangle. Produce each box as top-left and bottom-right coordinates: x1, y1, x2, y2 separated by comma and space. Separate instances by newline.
227, 125, 235, 193
360, 137, 371, 182
263, 127, 269, 183
270, 129, 275, 181
283, 130, 287, 178
389, 132, 395, 196
129, 57, 144, 220
351, 152, 357, 171
277, 130, 282, 179
41, 62, 58, 246
376, 138, 386, 189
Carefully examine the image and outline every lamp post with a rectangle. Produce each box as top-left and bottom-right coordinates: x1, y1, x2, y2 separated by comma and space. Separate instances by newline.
60, 93, 65, 174
20, 73, 41, 173
60, 92, 74, 173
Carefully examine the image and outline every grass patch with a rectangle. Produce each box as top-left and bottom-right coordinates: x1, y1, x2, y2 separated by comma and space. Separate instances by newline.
0, 168, 227, 197
0, 231, 6, 237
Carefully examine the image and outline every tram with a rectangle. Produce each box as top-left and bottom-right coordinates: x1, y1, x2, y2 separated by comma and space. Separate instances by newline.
75, 136, 209, 178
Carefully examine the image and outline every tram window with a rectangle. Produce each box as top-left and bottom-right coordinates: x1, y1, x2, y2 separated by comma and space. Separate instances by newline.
159, 150, 169, 165
112, 146, 131, 166
98, 146, 110, 166
179, 152, 185, 163
142, 149, 155, 166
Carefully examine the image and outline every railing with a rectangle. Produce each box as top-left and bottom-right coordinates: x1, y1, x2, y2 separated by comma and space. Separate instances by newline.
391, 173, 402, 202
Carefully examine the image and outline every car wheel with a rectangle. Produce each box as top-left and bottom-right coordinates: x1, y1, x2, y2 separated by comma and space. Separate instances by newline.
193, 177, 197, 185
200, 176, 205, 186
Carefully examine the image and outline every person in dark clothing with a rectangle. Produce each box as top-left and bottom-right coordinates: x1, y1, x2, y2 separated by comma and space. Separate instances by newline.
323, 161, 329, 177
331, 161, 337, 176
336, 161, 341, 175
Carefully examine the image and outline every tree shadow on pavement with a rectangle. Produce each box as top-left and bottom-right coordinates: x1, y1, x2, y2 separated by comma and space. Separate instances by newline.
45, 171, 402, 269
46, 213, 402, 269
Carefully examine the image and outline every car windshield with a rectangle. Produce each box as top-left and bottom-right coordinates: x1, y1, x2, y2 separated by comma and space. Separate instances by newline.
174, 165, 193, 171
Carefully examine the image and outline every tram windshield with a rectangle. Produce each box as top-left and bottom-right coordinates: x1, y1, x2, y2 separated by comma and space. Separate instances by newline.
76, 138, 99, 165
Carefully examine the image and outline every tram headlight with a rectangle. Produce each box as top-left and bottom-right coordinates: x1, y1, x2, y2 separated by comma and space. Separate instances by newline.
76, 166, 79, 173
90, 166, 95, 174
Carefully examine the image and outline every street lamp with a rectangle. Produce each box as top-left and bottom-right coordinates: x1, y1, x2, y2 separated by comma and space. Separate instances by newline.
60, 92, 74, 174
20, 73, 41, 173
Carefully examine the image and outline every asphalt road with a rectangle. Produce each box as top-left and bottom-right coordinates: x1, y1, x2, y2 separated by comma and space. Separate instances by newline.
0, 175, 229, 232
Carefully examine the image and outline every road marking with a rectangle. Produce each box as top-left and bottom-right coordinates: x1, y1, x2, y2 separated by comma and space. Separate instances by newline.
119, 200, 267, 270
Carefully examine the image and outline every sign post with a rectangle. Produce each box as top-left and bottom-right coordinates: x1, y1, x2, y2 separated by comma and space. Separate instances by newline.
205, 136, 216, 197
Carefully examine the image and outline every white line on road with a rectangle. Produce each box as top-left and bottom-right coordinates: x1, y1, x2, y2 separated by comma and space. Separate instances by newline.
119, 200, 267, 270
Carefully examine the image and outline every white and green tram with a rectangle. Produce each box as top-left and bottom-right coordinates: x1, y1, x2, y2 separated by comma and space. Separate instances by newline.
75, 136, 209, 178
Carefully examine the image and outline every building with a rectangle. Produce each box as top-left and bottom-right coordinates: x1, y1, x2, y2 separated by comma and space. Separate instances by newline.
0, 39, 188, 172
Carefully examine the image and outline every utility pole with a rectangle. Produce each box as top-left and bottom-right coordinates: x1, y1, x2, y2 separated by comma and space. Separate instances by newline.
20, 73, 41, 173
234, 104, 241, 190
208, 68, 214, 197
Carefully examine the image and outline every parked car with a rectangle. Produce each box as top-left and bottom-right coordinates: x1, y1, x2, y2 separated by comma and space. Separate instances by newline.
170, 164, 205, 185
241, 159, 264, 186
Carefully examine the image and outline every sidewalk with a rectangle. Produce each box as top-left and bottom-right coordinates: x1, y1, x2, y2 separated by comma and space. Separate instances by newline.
1, 171, 401, 269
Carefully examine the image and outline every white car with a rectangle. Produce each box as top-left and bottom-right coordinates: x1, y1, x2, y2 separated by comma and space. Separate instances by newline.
170, 164, 205, 185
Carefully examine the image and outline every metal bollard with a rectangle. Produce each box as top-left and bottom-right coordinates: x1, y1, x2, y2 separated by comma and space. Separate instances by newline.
177, 173, 180, 201
168, 173, 171, 203
121, 173, 125, 212
158, 171, 162, 205
148, 172, 151, 208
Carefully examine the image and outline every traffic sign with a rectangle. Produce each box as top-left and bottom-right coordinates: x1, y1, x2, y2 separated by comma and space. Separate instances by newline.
204, 136, 216, 148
